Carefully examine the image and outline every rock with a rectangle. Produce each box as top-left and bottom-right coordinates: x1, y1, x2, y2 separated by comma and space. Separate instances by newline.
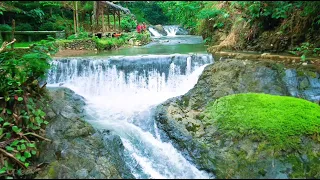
153, 25, 167, 36
302, 62, 308, 66
35, 87, 134, 179
128, 38, 134, 45
176, 27, 189, 35
155, 59, 320, 179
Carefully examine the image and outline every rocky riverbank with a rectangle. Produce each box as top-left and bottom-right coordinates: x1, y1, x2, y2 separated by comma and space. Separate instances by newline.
35, 87, 134, 179
155, 58, 320, 178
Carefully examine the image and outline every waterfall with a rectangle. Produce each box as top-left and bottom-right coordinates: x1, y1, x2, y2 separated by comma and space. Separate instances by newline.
47, 53, 214, 179
148, 27, 163, 37
163, 25, 179, 36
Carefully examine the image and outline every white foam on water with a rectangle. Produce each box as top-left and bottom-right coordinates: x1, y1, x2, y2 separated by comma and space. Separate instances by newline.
148, 27, 163, 37
47, 54, 214, 179
163, 25, 179, 36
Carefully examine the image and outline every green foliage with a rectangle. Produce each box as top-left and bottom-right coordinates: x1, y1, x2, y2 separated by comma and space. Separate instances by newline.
67, 31, 89, 40
39, 22, 64, 31
0, 24, 12, 31
94, 35, 128, 50
0, 39, 53, 177
120, 1, 168, 25
26, 8, 45, 23
289, 42, 320, 61
15, 23, 33, 31
203, 93, 320, 151
120, 15, 137, 32
158, 1, 202, 30
135, 32, 151, 44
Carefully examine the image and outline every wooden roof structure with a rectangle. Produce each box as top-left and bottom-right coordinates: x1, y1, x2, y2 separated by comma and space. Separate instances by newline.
102, 1, 131, 14
93, 1, 132, 34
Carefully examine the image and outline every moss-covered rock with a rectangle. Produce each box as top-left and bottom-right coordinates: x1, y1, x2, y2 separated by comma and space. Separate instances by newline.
204, 93, 320, 150
155, 59, 320, 179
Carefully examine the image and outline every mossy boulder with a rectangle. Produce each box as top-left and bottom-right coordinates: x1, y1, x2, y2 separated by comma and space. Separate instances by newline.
155, 59, 320, 178
204, 93, 320, 151
201, 93, 320, 178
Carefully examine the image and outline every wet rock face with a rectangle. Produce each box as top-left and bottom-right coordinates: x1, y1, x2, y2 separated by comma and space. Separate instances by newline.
153, 25, 168, 36
155, 59, 320, 178
175, 27, 189, 35
35, 87, 134, 179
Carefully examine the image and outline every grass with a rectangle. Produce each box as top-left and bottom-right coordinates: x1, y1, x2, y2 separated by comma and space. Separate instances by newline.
204, 93, 320, 150
11, 41, 39, 48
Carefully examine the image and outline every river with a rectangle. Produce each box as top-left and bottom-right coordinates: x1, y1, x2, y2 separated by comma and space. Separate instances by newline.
47, 27, 215, 179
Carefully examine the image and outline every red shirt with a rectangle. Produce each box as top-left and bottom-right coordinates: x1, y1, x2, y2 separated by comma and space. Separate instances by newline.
137, 25, 142, 33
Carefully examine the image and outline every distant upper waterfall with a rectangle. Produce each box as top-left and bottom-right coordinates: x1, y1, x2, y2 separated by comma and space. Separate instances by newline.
163, 25, 179, 36
148, 25, 188, 37
148, 27, 163, 37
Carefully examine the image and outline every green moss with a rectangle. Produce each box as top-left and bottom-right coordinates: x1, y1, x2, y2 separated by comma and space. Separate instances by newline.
47, 161, 59, 178
297, 70, 305, 77
204, 93, 320, 150
305, 71, 318, 78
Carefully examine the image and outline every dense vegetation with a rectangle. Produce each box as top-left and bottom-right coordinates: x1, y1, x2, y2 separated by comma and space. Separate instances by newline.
204, 93, 320, 150
156, 1, 320, 58
0, 1, 319, 179
0, 38, 57, 178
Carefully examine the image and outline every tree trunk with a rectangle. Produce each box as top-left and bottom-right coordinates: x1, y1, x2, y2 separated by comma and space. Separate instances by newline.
61, 9, 65, 18
11, 19, 15, 50
107, 7, 110, 31
75, 1, 79, 33
96, 1, 99, 29
118, 11, 121, 32
113, 10, 116, 31
102, 10, 105, 33
73, 7, 77, 34
92, 1, 96, 32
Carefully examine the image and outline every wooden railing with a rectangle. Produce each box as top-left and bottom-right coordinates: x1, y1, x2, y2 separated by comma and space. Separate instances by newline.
0, 30, 66, 42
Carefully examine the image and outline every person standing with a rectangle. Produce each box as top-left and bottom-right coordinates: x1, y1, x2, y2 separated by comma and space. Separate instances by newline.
136, 23, 142, 33
142, 22, 147, 33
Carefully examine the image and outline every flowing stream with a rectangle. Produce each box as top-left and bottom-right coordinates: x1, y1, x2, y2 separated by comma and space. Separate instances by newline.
47, 34, 214, 179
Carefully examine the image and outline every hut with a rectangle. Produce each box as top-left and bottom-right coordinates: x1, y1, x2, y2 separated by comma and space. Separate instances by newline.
93, 1, 131, 37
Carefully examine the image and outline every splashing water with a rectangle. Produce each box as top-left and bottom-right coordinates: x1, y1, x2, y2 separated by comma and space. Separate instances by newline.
47, 53, 214, 179
148, 27, 163, 37
163, 25, 179, 36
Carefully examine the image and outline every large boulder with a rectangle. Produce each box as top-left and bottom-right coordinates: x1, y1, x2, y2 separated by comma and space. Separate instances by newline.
155, 59, 320, 178
176, 27, 189, 35
153, 25, 167, 36
35, 87, 134, 179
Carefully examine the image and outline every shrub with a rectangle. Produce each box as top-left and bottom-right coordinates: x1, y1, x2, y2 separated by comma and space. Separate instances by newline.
39, 22, 64, 31
0, 41, 55, 178
15, 23, 33, 31
0, 24, 12, 31
120, 15, 137, 32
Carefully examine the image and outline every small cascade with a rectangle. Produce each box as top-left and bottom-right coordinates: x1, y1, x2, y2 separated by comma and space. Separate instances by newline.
147, 25, 188, 37
148, 27, 163, 37
163, 25, 179, 36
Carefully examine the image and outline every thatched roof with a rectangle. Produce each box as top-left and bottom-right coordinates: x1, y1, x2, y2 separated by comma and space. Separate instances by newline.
102, 1, 131, 14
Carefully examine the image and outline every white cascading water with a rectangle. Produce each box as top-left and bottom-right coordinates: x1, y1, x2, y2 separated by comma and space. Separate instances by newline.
163, 25, 179, 36
47, 54, 214, 179
148, 27, 163, 37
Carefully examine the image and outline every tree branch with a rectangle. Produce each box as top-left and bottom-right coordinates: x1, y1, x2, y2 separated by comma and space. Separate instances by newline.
23, 132, 51, 142
0, 38, 16, 53
0, 148, 26, 169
